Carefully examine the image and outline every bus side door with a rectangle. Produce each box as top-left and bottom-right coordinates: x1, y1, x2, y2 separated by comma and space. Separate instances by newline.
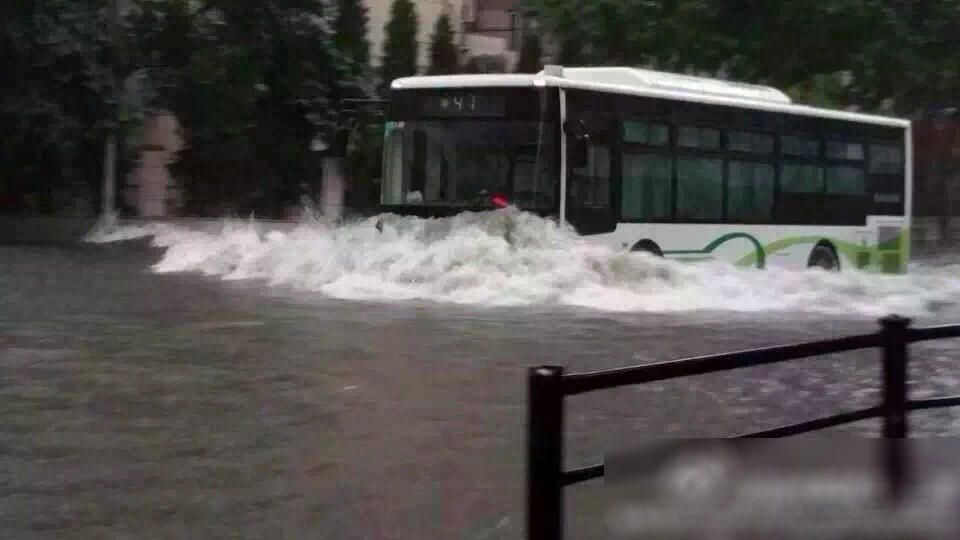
565, 91, 618, 235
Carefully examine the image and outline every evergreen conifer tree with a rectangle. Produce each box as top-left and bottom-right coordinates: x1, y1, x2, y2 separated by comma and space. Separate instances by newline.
334, 0, 370, 72
380, 0, 419, 93
428, 14, 457, 75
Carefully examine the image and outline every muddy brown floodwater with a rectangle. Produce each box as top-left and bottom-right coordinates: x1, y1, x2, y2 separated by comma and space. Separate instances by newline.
3, 243, 960, 539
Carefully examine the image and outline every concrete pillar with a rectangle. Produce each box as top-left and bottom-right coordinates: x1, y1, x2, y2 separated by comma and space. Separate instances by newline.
322, 156, 346, 220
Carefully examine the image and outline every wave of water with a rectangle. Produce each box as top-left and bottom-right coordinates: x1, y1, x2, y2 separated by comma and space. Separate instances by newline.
85, 208, 960, 316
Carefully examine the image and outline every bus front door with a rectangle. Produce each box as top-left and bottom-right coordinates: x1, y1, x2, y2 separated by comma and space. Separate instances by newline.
565, 129, 617, 235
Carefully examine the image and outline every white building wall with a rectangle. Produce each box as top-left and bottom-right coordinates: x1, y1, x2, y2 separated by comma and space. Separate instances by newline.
366, 0, 465, 73
462, 33, 517, 68
125, 113, 183, 217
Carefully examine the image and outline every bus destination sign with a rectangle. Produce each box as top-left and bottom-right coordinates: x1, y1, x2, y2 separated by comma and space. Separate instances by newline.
421, 94, 506, 117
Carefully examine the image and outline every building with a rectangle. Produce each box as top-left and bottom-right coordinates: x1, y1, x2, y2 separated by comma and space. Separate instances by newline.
366, 0, 466, 73
365, 0, 543, 74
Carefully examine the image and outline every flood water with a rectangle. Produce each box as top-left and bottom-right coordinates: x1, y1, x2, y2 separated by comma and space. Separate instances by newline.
4, 212, 960, 538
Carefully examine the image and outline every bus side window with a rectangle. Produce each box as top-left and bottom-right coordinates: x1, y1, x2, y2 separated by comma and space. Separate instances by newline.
622, 153, 671, 220
677, 157, 723, 220
727, 161, 775, 222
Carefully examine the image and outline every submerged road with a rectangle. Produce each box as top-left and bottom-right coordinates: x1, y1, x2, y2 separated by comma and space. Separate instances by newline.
3, 243, 960, 539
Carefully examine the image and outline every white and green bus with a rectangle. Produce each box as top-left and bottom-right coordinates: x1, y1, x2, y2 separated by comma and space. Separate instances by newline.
381, 66, 912, 273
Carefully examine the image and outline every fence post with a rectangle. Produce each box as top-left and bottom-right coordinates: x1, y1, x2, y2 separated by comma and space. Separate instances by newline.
527, 366, 565, 540
879, 315, 913, 503
879, 315, 912, 438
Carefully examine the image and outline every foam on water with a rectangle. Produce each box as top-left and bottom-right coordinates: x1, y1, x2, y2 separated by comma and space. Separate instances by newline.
86, 209, 960, 316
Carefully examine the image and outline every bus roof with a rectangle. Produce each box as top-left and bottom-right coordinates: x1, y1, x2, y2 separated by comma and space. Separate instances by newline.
390, 66, 911, 129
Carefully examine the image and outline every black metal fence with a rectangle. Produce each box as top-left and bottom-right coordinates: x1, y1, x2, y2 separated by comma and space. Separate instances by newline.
526, 315, 960, 540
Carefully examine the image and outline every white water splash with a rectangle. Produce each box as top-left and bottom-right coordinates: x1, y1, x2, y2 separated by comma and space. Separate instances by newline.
86, 209, 960, 316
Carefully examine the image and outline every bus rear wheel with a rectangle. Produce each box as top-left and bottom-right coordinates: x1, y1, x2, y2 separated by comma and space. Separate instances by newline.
807, 244, 839, 272
630, 240, 663, 257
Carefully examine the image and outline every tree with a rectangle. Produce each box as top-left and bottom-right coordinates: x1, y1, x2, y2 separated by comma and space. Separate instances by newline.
532, 0, 960, 115
428, 14, 457, 75
343, 121, 384, 214
380, 0, 419, 93
1, 0, 370, 218
514, 33, 543, 73
1, 0, 118, 214
163, 0, 350, 217
335, 0, 370, 75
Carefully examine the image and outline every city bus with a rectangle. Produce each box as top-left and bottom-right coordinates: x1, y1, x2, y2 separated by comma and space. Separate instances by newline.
380, 66, 912, 273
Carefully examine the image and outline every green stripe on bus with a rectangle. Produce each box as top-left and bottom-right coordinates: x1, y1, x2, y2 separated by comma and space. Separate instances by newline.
660, 229, 909, 274
664, 232, 766, 269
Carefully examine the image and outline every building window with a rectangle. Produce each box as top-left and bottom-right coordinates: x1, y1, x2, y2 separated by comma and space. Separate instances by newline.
622, 121, 669, 147
727, 161, 775, 221
782, 164, 824, 193
677, 158, 723, 220
678, 126, 720, 150
622, 154, 672, 220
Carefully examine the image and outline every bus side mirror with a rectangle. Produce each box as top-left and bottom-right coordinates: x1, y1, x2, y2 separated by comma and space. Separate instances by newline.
564, 119, 589, 168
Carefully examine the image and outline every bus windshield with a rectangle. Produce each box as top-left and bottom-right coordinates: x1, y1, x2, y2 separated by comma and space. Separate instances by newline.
381, 92, 557, 212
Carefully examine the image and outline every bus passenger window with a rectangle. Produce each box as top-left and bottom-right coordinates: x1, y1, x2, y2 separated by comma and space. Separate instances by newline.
869, 145, 903, 174
729, 131, 773, 154
727, 162, 774, 221
622, 154, 671, 220
623, 121, 669, 147
781, 136, 820, 157
678, 127, 720, 150
782, 164, 824, 193
677, 158, 722, 220
826, 141, 864, 161
826, 167, 866, 194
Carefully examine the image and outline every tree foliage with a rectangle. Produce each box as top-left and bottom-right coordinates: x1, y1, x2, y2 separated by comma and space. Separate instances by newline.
1, 0, 118, 213
334, 0, 370, 70
428, 14, 457, 75
2, 0, 355, 217
135, 0, 351, 217
342, 122, 383, 214
380, 0, 419, 92
532, 0, 960, 114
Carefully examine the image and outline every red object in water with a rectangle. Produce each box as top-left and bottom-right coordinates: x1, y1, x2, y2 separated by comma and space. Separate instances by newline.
491, 193, 509, 208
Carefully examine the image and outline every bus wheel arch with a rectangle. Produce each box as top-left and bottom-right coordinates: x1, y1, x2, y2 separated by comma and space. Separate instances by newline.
807, 241, 840, 272
630, 240, 663, 257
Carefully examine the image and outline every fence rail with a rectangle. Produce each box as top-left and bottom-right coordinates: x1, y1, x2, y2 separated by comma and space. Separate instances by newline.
526, 315, 960, 540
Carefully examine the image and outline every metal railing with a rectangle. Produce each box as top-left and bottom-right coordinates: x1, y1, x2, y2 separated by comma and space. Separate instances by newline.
526, 315, 960, 540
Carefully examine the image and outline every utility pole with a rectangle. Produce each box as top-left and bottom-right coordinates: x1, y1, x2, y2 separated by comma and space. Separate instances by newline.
101, 0, 120, 218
